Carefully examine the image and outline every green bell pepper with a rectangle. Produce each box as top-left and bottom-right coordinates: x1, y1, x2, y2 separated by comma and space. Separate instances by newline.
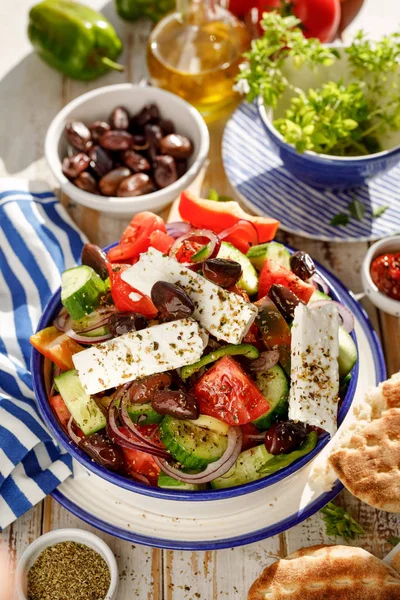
257, 432, 318, 476
115, 0, 175, 23
28, 1, 123, 80
180, 343, 259, 380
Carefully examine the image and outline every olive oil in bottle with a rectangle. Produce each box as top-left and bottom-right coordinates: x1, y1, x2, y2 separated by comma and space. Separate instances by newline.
147, 0, 250, 119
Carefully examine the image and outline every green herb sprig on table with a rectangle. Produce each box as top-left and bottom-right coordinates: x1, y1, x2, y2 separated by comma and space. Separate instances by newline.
320, 502, 366, 540
237, 13, 400, 157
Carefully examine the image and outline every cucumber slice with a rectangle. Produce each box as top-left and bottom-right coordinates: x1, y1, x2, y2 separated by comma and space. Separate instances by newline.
217, 242, 258, 295
159, 415, 228, 471
211, 444, 272, 489
55, 369, 106, 436
252, 365, 289, 430
158, 471, 206, 490
187, 415, 229, 436
308, 289, 331, 303
247, 242, 291, 272
61, 266, 106, 321
127, 402, 163, 426
338, 327, 357, 378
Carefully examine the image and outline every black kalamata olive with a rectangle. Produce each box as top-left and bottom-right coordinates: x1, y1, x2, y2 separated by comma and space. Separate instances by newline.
176, 160, 187, 178
151, 281, 194, 320
130, 104, 160, 132
99, 167, 131, 196
265, 421, 308, 455
290, 251, 316, 281
74, 172, 98, 194
160, 134, 193, 159
145, 124, 162, 161
89, 121, 111, 142
99, 130, 133, 151
268, 283, 302, 321
117, 173, 155, 197
121, 149, 151, 173
108, 312, 148, 336
79, 433, 124, 470
110, 106, 130, 130
81, 243, 108, 279
151, 389, 199, 420
62, 153, 90, 179
128, 373, 172, 404
160, 119, 175, 136
88, 145, 113, 178
132, 135, 149, 151
65, 121, 92, 152
203, 258, 242, 288
153, 155, 177, 189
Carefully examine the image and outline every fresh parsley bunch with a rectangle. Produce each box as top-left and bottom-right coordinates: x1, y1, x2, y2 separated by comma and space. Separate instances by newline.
237, 13, 400, 157
320, 502, 365, 540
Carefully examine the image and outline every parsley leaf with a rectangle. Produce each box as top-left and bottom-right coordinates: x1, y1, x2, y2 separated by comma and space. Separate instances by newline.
372, 205, 389, 219
330, 213, 350, 226
320, 502, 365, 540
388, 536, 400, 547
348, 198, 366, 221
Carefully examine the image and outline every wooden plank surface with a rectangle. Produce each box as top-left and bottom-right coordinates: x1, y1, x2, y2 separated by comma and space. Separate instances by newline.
1, 1, 400, 598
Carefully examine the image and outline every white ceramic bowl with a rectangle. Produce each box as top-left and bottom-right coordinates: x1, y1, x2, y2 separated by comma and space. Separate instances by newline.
362, 235, 400, 316
45, 84, 209, 217
15, 528, 119, 600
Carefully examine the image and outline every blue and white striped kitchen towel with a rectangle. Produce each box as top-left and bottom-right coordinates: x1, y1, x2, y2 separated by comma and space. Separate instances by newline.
0, 178, 87, 530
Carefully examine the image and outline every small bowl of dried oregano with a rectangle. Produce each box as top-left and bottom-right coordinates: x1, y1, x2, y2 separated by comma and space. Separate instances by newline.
15, 528, 118, 600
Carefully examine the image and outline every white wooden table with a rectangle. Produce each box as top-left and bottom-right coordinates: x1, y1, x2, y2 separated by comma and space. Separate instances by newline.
1, 1, 400, 598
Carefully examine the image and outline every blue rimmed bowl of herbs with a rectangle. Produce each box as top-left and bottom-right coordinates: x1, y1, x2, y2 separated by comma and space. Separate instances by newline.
237, 12, 400, 189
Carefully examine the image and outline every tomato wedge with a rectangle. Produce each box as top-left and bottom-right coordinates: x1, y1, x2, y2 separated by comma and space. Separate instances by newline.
179, 191, 279, 243
193, 356, 270, 425
148, 230, 175, 254
107, 263, 158, 317
30, 326, 84, 371
258, 258, 315, 303
107, 212, 167, 263
49, 394, 71, 430
119, 426, 161, 485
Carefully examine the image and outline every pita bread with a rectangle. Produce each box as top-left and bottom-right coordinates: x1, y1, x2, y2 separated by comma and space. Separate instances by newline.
329, 372, 400, 512
248, 544, 400, 600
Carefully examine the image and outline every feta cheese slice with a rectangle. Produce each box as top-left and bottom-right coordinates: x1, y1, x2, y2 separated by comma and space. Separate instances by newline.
72, 318, 208, 395
121, 247, 258, 344
289, 303, 340, 438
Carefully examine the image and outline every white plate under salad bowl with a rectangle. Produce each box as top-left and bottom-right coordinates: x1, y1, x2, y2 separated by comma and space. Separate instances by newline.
32, 248, 385, 549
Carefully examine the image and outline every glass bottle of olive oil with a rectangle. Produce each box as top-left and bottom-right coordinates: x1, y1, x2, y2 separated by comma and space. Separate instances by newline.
146, 0, 250, 119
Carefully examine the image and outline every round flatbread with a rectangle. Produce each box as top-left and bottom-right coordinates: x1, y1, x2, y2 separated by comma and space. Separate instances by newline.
248, 545, 400, 600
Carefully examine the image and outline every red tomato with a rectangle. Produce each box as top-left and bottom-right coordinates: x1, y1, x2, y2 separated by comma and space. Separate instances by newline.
107, 212, 167, 263
148, 230, 175, 254
30, 326, 84, 371
119, 426, 161, 485
259, 0, 341, 43
229, 0, 258, 17
179, 191, 279, 243
220, 220, 259, 254
241, 423, 265, 451
258, 258, 315, 303
49, 394, 71, 430
193, 356, 270, 425
107, 263, 158, 317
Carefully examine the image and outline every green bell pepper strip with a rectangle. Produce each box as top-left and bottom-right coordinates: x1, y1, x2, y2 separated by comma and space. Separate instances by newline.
257, 431, 318, 476
180, 343, 259, 380
115, 0, 175, 23
28, 1, 123, 80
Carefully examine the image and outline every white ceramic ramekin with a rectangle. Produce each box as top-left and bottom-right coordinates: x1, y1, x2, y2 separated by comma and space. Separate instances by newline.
361, 235, 400, 316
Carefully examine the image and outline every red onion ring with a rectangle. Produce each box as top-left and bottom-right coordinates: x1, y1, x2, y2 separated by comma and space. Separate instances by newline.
72, 307, 116, 333
166, 221, 192, 239
311, 273, 330, 295
249, 350, 280, 372
53, 308, 70, 332
49, 366, 61, 397
219, 220, 259, 245
65, 329, 112, 344
153, 427, 243, 484
67, 416, 83, 446
169, 229, 221, 267
120, 395, 170, 457
310, 300, 355, 333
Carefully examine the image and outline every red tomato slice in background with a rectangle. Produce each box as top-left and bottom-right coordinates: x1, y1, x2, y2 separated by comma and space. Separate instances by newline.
193, 356, 270, 425
107, 263, 158, 317
258, 258, 315, 303
119, 426, 161, 485
107, 212, 167, 263
259, 0, 341, 43
49, 394, 71, 430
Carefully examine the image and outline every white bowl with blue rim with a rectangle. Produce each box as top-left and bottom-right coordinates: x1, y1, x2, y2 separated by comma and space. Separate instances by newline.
258, 48, 400, 190
362, 235, 400, 316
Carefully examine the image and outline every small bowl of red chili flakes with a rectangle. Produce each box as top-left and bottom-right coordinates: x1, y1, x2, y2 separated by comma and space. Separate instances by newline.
362, 235, 400, 316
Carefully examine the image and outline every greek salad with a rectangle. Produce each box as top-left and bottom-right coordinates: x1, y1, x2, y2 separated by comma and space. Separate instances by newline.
31, 191, 357, 490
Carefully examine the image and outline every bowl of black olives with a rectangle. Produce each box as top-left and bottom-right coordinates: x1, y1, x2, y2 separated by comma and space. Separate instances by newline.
45, 84, 209, 217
